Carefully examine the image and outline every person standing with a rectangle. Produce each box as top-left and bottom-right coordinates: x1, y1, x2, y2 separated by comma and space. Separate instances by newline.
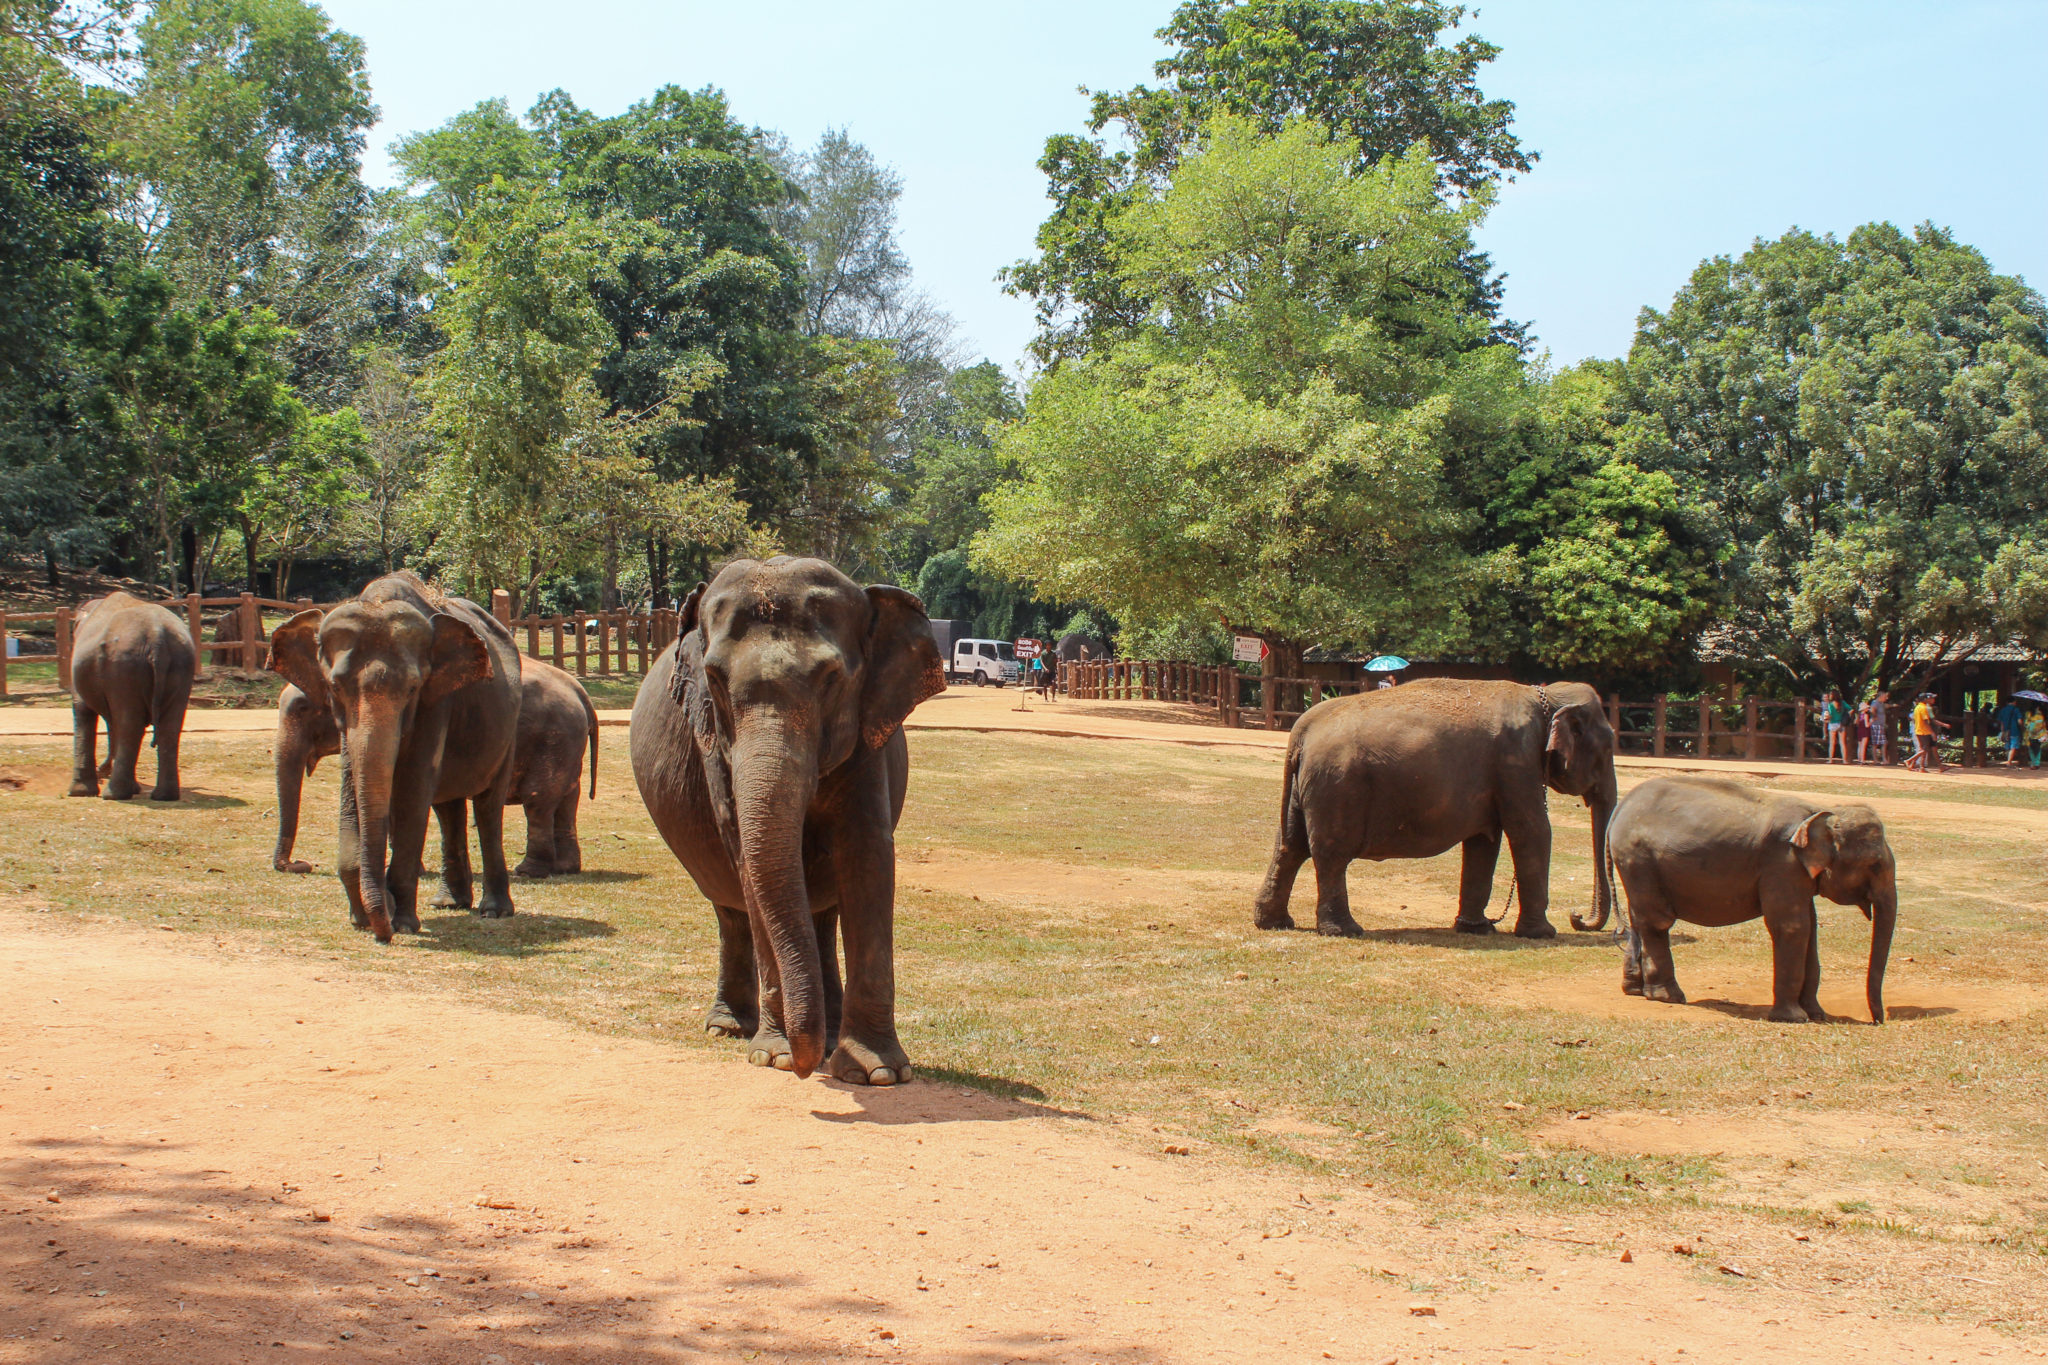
1824, 689, 1850, 762
1869, 691, 1889, 765
1996, 694, 2023, 766
1853, 700, 1872, 764
1908, 692, 1948, 772
2027, 707, 2047, 769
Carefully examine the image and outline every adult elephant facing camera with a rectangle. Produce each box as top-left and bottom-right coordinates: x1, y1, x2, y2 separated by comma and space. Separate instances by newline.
1253, 679, 1618, 939
630, 557, 945, 1085
267, 573, 522, 943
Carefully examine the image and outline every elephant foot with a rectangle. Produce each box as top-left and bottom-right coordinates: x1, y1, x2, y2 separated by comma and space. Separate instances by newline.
1799, 997, 1827, 1023
1315, 914, 1366, 939
512, 859, 551, 880
103, 783, 138, 802
1512, 916, 1558, 940
828, 1036, 914, 1087
391, 915, 423, 936
149, 786, 179, 802
1767, 1003, 1810, 1024
747, 1027, 794, 1071
431, 889, 470, 909
1622, 977, 1645, 997
1644, 981, 1686, 1004
474, 899, 515, 920
275, 858, 313, 874
1253, 910, 1296, 932
1453, 917, 1496, 936
66, 777, 97, 797
705, 1004, 757, 1039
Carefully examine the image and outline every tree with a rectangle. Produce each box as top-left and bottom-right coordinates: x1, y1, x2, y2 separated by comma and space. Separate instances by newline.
344, 345, 427, 573
978, 118, 1517, 673
237, 403, 361, 596
1622, 222, 2048, 695
1003, 0, 1529, 364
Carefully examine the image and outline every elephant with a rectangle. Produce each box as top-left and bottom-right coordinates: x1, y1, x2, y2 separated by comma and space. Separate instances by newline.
267, 572, 522, 943
1253, 679, 1618, 939
270, 660, 596, 881
629, 556, 945, 1085
506, 658, 597, 879
67, 592, 195, 802
272, 683, 341, 872
1607, 775, 1897, 1024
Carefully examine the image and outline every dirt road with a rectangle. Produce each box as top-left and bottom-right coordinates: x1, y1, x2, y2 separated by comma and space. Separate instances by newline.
1, 914, 2027, 1364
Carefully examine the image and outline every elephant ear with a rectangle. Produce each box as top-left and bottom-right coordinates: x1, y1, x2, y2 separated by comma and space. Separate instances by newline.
1545, 705, 1584, 785
266, 609, 329, 710
421, 612, 492, 708
1790, 810, 1836, 880
859, 585, 946, 750
669, 581, 707, 707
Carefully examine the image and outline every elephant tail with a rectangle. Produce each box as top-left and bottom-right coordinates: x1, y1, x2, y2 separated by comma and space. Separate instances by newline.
148, 650, 183, 749
585, 691, 600, 798
1277, 741, 1308, 855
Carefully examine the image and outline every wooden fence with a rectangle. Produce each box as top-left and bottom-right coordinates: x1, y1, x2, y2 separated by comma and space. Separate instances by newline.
1059, 659, 2014, 767
0, 588, 679, 698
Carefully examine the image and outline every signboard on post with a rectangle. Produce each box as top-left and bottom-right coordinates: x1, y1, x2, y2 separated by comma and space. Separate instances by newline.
1014, 638, 1042, 659
1232, 635, 1267, 664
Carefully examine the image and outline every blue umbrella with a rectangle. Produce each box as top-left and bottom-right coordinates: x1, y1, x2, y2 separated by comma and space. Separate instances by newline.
2014, 690, 2048, 704
1364, 655, 1409, 672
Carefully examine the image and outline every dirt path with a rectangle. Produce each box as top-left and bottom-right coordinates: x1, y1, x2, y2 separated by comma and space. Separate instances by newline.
2, 913, 2032, 1363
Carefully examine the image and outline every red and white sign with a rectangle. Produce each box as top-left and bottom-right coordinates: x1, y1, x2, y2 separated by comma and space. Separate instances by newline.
1014, 638, 1043, 659
1232, 635, 1268, 664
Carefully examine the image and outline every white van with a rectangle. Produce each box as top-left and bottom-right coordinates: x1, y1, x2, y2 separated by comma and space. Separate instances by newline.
951, 638, 1020, 686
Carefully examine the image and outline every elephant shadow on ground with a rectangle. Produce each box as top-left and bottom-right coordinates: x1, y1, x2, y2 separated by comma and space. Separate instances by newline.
810, 1067, 1087, 1126
1344, 924, 1676, 951
1685, 997, 1950, 1024
412, 912, 615, 957
528, 869, 647, 886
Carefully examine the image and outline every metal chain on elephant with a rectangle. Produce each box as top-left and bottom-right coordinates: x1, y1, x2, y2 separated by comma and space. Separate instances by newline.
1490, 686, 1557, 926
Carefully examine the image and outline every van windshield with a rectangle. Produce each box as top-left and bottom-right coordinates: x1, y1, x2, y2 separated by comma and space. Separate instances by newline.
995, 644, 1016, 661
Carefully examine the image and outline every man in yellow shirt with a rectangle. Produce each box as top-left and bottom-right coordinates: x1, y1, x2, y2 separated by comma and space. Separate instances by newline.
1907, 692, 1947, 772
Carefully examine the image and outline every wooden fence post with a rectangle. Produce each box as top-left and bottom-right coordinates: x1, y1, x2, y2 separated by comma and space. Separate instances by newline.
598, 612, 612, 675
238, 592, 259, 671
1743, 695, 1758, 760
1794, 698, 1807, 761
552, 616, 565, 667
1697, 697, 1711, 759
638, 612, 650, 673
0, 609, 8, 697
1607, 693, 1622, 747
186, 593, 204, 678
574, 613, 587, 677
1652, 694, 1667, 757
490, 590, 512, 628
525, 615, 540, 659
55, 606, 73, 693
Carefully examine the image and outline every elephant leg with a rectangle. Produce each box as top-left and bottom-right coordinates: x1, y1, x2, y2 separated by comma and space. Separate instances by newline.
1764, 895, 1815, 1023
471, 784, 516, 919
68, 704, 99, 797
514, 797, 555, 879
1310, 849, 1364, 938
149, 710, 182, 802
1502, 806, 1557, 939
383, 782, 435, 937
706, 904, 759, 1039
814, 909, 844, 1055
103, 707, 143, 801
432, 798, 472, 909
1622, 927, 1645, 995
552, 783, 582, 875
826, 812, 914, 1086
336, 745, 369, 931
1637, 917, 1685, 1004
1453, 832, 1502, 934
1253, 841, 1305, 931
1798, 904, 1825, 1021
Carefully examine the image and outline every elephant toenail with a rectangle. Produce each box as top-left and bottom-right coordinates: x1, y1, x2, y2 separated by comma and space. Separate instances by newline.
772, 1054, 794, 1071
869, 1068, 896, 1086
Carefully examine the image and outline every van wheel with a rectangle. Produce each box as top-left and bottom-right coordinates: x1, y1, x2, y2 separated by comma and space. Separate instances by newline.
975, 670, 988, 687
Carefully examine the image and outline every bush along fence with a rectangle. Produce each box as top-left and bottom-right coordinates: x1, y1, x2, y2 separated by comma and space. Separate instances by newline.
1058, 659, 2019, 768
0, 588, 681, 698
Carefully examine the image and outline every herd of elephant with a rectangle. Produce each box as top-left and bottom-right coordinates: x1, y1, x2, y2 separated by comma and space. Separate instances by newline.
63, 559, 1903, 1088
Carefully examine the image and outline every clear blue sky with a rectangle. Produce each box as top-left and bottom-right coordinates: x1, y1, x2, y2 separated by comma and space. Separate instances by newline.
323, 0, 2047, 370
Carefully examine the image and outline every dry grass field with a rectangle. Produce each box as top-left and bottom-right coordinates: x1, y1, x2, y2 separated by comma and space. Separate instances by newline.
1, 717, 2046, 1355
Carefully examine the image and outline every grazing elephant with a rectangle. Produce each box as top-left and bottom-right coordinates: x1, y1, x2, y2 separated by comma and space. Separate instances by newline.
1253, 679, 1618, 939
1608, 775, 1897, 1024
507, 659, 597, 879
629, 557, 944, 1084
67, 592, 195, 802
272, 683, 341, 872
267, 572, 522, 943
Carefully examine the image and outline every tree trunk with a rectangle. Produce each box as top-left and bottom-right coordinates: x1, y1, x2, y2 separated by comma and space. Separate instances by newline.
240, 515, 259, 593
602, 528, 619, 611
180, 522, 199, 596
43, 547, 57, 588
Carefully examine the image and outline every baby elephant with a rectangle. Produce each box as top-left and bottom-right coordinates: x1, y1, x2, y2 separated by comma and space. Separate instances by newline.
508, 659, 597, 879
1608, 775, 1897, 1023
68, 592, 195, 801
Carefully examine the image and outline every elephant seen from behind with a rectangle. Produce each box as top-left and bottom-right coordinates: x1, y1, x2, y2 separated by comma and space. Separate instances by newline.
1254, 679, 1618, 939
1608, 775, 1897, 1023
630, 557, 945, 1085
67, 592, 195, 802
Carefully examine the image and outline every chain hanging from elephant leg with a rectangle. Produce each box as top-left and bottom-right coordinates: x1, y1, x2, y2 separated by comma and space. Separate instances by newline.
1491, 687, 1557, 926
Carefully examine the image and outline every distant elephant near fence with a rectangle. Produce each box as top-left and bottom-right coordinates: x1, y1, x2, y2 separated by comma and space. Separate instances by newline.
67, 592, 195, 802
1055, 633, 1111, 664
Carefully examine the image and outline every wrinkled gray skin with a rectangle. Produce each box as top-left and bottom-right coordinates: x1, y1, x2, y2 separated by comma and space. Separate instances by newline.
1254, 679, 1619, 939
272, 661, 597, 881
629, 557, 945, 1084
68, 592, 195, 802
504, 658, 597, 879
267, 573, 521, 943
1609, 775, 1897, 1024
272, 683, 340, 871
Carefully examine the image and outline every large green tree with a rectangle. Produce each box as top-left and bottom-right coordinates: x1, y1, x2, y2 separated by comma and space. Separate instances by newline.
979, 117, 1520, 671
1003, 0, 1530, 365
1622, 222, 2048, 694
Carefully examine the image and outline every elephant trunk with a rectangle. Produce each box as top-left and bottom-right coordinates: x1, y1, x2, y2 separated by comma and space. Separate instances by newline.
1572, 775, 1619, 932
1866, 885, 1896, 1025
348, 719, 401, 944
274, 738, 305, 871
730, 722, 825, 1077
